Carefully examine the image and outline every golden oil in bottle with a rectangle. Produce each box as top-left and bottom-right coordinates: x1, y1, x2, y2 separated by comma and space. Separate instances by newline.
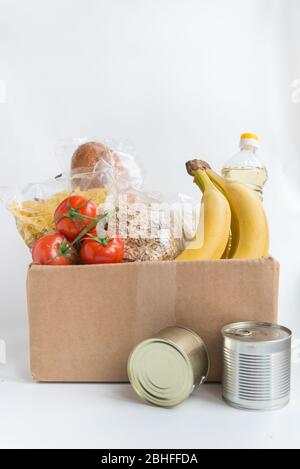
222, 133, 268, 200
222, 167, 268, 198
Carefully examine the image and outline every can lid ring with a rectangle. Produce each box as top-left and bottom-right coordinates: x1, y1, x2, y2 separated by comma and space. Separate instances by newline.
222, 321, 292, 343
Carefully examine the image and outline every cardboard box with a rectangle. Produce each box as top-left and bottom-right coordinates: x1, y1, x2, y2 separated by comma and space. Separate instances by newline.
27, 257, 279, 383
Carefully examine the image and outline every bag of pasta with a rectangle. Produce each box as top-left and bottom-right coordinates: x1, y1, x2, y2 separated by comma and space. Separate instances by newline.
3, 172, 107, 248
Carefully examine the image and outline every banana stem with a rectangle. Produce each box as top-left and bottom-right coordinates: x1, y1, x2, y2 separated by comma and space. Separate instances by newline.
193, 169, 215, 193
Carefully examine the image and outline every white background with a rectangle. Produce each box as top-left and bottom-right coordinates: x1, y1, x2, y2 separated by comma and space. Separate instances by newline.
0, 0, 299, 449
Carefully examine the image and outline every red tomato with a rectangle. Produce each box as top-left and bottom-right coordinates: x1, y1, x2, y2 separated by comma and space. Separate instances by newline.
32, 233, 78, 266
80, 236, 125, 264
54, 195, 98, 241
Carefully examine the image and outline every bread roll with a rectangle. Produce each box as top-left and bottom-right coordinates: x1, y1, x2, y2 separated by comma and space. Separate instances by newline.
71, 142, 113, 175
71, 140, 142, 193
71, 141, 116, 190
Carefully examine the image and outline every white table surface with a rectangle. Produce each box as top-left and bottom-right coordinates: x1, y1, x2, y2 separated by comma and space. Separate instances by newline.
0, 328, 299, 449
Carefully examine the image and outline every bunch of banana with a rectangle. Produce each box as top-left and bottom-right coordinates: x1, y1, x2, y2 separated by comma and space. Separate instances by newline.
176, 159, 269, 261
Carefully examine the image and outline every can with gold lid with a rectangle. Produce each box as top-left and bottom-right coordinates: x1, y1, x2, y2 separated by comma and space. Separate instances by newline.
128, 326, 210, 408
222, 321, 292, 411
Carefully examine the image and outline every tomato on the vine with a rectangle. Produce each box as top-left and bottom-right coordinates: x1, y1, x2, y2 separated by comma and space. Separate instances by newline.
32, 233, 78, 266
54, 195, 98, 241
80, 235, 124, 265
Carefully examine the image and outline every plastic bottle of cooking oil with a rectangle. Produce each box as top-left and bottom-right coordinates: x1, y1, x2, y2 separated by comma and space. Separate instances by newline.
221, 133, 268, 199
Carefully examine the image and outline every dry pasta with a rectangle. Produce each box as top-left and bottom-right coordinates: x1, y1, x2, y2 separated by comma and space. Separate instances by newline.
9, 188, 106, 247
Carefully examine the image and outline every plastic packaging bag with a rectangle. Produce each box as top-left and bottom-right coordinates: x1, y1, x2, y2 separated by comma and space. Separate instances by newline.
3, 172, 107, 248
100, 191, 198, 262
2, 138, 198, 262
1, 138, 143, 249
56, 137, 144, 194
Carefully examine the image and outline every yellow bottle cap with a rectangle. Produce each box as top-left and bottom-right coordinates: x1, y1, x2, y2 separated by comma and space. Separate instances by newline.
240, 133, 260, 141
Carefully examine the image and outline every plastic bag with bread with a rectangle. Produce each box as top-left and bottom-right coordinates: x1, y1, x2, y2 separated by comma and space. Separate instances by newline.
63, 138, 144, 193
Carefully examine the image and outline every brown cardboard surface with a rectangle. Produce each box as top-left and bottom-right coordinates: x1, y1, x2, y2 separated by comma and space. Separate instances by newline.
27, 257, 279, 383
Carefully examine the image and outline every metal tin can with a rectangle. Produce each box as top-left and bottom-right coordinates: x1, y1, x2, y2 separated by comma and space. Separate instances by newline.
128, 326, 210, 408
222, 321, 292, 411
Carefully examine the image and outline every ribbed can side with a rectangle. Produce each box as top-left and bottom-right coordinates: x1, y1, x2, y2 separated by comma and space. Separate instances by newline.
223, 347, 291, 410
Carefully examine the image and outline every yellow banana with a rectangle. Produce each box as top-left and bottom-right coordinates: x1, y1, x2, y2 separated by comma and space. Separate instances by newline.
205, 167, 269, 259
176, 169, 231, 261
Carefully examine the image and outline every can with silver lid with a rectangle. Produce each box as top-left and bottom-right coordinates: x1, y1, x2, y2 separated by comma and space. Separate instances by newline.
222, 321, 292, 411
128, 326, 210, 408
